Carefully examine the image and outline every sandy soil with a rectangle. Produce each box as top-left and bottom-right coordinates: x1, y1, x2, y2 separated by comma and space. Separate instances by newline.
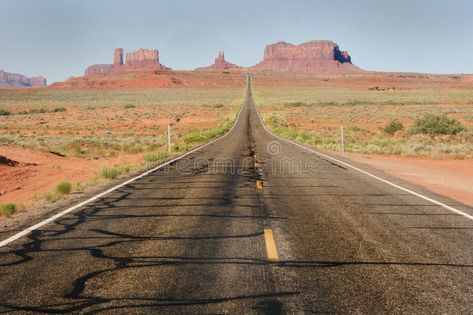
0, 99, 231, 138
50, 70, 247, 89
251, 71, 473, 89
0, 85, 241, 220
346, 152, 473, 207
0, 144, 143, 208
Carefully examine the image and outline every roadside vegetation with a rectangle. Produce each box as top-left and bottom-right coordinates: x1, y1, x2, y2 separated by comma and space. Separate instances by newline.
409, 114, 465, 135
1, 203, 16, 217
0, 88, 242, 157
383, 119, 404, 135
33, 115, 238, 209
144, 151, 169, 163
181, 117, 234, 145
0, 88, 243, 216
99, 165, 132, 180
258, 87, 473, 159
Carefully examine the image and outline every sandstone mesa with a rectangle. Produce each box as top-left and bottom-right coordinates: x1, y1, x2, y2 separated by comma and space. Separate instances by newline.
253, 40, 360, 73
0, 70, 47, 88
83, 40, 360, 77
84, 48, 170, 75
54, 40, 366, 88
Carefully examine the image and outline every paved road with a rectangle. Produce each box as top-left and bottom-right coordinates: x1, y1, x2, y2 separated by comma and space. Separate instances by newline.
1, 77, 473, 314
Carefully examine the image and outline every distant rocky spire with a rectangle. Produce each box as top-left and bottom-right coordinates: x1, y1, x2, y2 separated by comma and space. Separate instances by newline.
216, 51, 225, 62
195, 50, 240, 71
114, 48, 124, 66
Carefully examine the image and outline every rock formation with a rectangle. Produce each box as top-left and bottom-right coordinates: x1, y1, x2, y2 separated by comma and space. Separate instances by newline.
125, 48, 159, 67
113, 48, 124, 66
196, 51, 241, 71
253, 40, 361, 73
85, 48, 169, 75
84, 64, 114, 76
0, 70, 47, 88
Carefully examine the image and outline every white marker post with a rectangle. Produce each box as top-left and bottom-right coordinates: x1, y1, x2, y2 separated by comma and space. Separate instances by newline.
340, 126, 345, 153
167, 125, 171, 155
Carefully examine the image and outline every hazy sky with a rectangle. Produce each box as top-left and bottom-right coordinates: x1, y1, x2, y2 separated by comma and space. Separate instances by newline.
1, 0, 472, 83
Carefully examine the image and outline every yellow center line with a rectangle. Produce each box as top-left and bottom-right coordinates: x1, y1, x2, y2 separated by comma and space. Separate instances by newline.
254, 154, 259, 169
263, 228, 279, 262
256, 180, 263, 192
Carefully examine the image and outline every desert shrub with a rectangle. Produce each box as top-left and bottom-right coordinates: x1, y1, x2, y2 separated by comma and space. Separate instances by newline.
284, 101, 307, 108
1, 203, 16, 217
182, 118, 232, 145
410, 114, 465, 135
348, 126, 367, 132
155, 151, 169, 160
18, 108, 47, 115
58, 139, 121, 158
45, 192, 61, 203
182, 132, 206, 144
0, 137, 13, 143
173, 144, 191, 152
144, 151, 169, 163
123, 104, 136, 109
52, 107, 67, 112
100, 167, 120, 179
100, 165, 131, 179
384, 119, 404, 135
318, 101, 338, 106
266, 114, 288, 128
56, 182, 72, 195
121, 142, 148, 154
458, 129, 473, 142
346, 99, 368, 106
144, 154, 158, 163
0, 109, 11, 116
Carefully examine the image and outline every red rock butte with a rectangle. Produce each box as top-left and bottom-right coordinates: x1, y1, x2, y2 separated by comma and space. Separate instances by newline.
85, 48, 170, 75
0, 70, 46, 88
196, 51, 241, 71
53, 39, 370, 89
253, 40, 361, 73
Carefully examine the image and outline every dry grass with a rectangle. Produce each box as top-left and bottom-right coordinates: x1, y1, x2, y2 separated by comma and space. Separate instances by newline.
0, 88, 243, 212
0, 88, 243, 158
256, 87, 473, 159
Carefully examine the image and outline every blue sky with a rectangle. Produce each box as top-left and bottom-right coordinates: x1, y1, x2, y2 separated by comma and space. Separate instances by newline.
1, 0, 472, 83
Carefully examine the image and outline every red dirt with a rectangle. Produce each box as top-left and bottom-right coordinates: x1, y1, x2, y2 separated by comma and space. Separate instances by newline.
346, 153, 473, 207
251, 71, 473, 89
49, 67, 473, 90
0, 145, 142, 208
50, 70, 246, 89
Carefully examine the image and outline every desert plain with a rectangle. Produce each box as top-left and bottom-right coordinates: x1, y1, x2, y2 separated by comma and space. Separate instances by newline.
1, 42, 473, 225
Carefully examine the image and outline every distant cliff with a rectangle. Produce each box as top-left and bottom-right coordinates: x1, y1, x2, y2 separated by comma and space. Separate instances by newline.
253, 40, 361, 73
85, 48, 170, 75
0, 70, 47, 88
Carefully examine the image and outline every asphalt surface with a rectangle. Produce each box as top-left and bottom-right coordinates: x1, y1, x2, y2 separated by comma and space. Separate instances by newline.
1, 77, 473, 314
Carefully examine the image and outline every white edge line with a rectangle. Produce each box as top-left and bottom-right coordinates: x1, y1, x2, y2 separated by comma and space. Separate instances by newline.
251, 85, 473, 222
0, 95, 247, 248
